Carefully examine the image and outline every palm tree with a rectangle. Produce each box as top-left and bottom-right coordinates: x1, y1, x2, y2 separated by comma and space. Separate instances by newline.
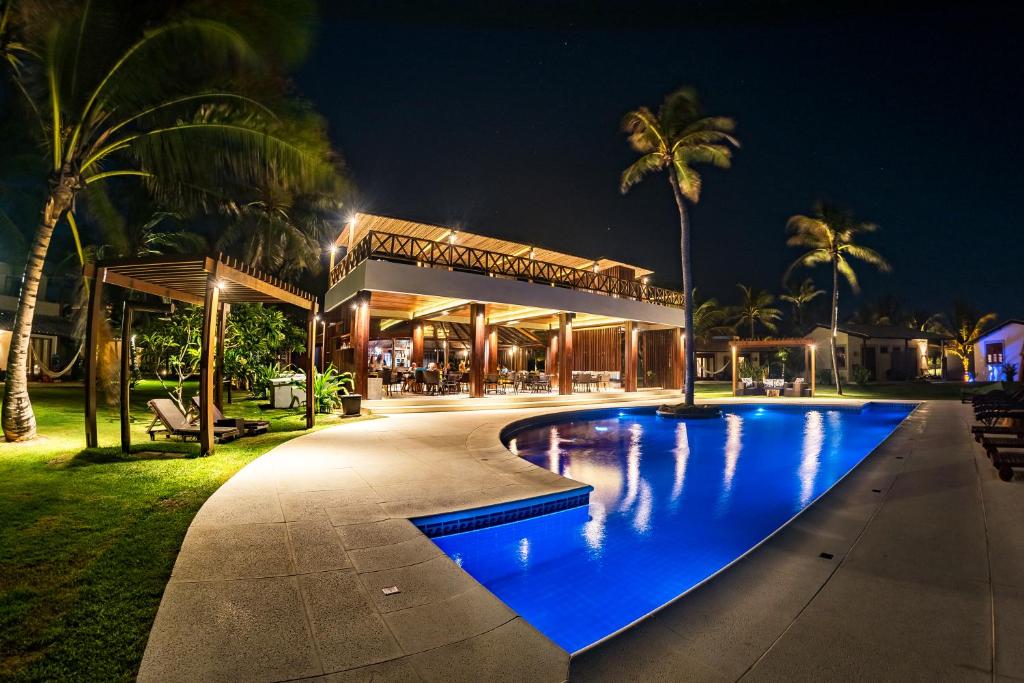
931, 302, 997, 382
785, 202, 891, 395
0, 1, 336, 441
218, 183, 340, 281
732, 284, 782, 339
620, 87, 738, 405
780, 277, 824, 330
691, 291, 733, 346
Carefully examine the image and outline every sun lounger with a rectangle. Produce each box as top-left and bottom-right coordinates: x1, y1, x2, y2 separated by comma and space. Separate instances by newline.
981, 439, 1024, 481
148, 398, 240, 443
190, 396, 269, 436
971, 424, 1024, 443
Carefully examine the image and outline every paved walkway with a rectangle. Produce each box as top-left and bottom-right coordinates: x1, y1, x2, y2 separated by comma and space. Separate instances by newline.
139, 400, 1024, 682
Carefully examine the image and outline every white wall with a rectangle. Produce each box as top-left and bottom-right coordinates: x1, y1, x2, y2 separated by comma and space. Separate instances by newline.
974, 323, 1024, 382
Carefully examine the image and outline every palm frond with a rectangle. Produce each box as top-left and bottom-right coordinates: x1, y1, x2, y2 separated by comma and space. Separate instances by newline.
619, 152, 664, 193
672, 158, 702, 202
836, 257, 860, 293
842, 244, 892, 272
621, 107, 666, 153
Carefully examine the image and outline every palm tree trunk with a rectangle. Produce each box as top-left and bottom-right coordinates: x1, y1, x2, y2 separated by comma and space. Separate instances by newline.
2, 176, 77, 441
830, 257, 843, 395
750, 319, 755, 339
668, 174, 695, 405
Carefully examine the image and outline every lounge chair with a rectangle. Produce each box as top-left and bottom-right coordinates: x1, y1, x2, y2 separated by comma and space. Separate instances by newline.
979, 438, 1024, 481
189, 396, 269, 436
971, 423, 1024, 443
148, 398, 239, 443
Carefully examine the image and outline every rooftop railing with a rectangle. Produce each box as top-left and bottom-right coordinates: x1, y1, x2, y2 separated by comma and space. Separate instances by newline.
329, 230, 684, 308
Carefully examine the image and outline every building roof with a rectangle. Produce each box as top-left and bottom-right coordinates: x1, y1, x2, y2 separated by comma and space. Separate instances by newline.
0, 311, 73, 338
977, 319, 1024, 340
335, 212, 655, 279
809, 322, 950, 342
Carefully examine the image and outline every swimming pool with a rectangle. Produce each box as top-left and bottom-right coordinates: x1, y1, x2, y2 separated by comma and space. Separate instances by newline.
429, 402, 915, 653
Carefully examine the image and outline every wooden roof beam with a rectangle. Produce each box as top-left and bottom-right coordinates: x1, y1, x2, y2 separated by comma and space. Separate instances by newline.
102, 269, 205, 305
208, 256, 314, 310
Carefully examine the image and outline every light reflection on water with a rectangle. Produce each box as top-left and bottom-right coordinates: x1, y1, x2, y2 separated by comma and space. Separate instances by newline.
435, 403, 914, 653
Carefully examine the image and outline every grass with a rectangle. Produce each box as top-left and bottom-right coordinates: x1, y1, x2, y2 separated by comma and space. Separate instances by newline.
0, 380, 368, 682
693, 380, 969, 400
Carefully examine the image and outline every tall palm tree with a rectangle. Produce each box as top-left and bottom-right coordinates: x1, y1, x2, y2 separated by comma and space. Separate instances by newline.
785, 202, 891, 395
732, 284, 782, 339
620, 87, 738, 405
0, 1, 336, 441
931, 302, 997, 382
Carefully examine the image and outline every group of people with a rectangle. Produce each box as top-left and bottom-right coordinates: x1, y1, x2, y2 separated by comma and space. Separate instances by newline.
369, 356, 513, 394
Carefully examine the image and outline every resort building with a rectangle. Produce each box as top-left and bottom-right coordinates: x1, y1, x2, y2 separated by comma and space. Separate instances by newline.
321, 213, 686, 398
804, 322, 951, 381
0, 261, 79, 379
971, 319, 1024, 382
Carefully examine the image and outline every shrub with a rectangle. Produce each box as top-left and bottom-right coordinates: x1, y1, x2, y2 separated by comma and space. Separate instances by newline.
296, 365, 354, 414
851, 366, 872, 385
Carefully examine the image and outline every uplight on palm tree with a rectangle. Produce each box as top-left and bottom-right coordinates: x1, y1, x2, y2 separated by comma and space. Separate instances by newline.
785, 202, 891, 395
732, 284, 782, 339
932, 302, 997, 382
0, 1, 337, 441
620, 87, 738, 405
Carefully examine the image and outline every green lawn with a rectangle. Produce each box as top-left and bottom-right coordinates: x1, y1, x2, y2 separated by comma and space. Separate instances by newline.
694, 380, 968, 401
0, 380, 365, 682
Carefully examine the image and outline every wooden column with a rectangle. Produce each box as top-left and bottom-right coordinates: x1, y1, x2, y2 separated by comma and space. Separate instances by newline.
547, 334, 558, 379
215, 303, 228, 409
469, 303, 486, 397
411, 320, 424, 365
84, 267, 106, 449
810, 346, 816, 396
199, 274, 220, 456
305, 305, 316, 429
351, 293, 370, 397
119, 302, 133, 453
670, 327, 684, 390
558, 312, 574, 395
624, 320, 638, 392
731, 344, 738, 396
486, 325, 498, 373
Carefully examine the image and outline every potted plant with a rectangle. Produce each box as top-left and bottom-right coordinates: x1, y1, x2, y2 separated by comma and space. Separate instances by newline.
295, 365, 359, 416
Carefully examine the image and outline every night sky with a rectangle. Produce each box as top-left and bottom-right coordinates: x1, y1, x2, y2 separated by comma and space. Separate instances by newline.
297, 1, 1023, 321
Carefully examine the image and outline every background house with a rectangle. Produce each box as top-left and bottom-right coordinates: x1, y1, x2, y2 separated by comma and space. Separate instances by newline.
971, 319, 1024, 382
805, 323, 951, 381
0, 262, 79, 379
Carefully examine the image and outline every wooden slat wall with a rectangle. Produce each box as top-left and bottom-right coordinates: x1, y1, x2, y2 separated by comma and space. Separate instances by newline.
572, 328, 622, 372
639, 329, 676, 388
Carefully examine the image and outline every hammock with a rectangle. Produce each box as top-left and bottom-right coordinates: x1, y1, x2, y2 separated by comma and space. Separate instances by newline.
29, 341, 83, 379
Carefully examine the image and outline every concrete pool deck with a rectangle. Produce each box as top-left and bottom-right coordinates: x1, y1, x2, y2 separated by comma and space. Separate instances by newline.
138, 399, 1024, 682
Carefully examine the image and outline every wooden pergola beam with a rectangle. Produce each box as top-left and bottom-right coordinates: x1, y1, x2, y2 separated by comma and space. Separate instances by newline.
102, 269, 204, 305
209, 256, 314, 310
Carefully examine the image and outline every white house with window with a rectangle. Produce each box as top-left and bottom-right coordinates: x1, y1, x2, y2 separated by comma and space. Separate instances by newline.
805, 322, 951, 381
973, 319, 1024, 382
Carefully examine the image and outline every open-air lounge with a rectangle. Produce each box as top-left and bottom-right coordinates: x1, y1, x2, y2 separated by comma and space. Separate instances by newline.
321, 213, 689, 402
729, 337, 817, 397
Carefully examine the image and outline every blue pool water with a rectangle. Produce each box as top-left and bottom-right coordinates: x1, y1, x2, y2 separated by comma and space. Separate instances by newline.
431, 402, 915, 653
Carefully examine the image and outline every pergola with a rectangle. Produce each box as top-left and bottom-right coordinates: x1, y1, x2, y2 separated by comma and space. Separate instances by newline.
730, 338, 817, 397
82, 254, 318, 455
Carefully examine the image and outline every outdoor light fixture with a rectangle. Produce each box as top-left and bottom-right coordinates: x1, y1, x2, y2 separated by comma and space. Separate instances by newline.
448, 230, 458, 245
529, 248, 536, 259
216, 280, 226, 291
315, 314, 321, 321
351, 303, 358, 310
329, 245, 337, 254
506, 320, 520, 325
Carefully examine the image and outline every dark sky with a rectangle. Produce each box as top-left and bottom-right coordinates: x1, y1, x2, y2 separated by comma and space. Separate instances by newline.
296, 1, 1023, 321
